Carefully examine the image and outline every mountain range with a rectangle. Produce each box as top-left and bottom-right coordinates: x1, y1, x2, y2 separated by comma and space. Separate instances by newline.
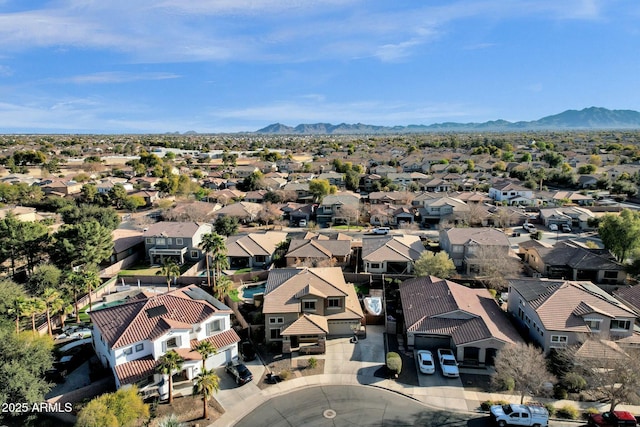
255, 107, 640, 134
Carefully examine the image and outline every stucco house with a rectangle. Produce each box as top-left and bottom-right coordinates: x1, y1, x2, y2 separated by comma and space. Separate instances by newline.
285, 234, 352, 267
507, 278, 638, 354
488, 180, 535, 206
142, 221, 214, 265
90, 285, 240, 398
361, 234, 424, 274
439, 227, 512, 274
399, 276, 524, 366
226, 231, 288, 269
262, 267, 364, 353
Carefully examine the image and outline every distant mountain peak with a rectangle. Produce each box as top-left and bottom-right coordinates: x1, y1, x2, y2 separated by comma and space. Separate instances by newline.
255, 107, 640, 134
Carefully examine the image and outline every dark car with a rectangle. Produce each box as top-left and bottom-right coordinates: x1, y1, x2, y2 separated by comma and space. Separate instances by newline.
588, 411, 637, 427
240, 341, 256, 362
44, 368, 66, 384
225, 361, 253, 385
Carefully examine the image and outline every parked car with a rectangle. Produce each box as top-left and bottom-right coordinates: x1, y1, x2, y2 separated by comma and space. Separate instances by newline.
436, 348, 459, 378
522, 223, 537, 233
416, 350, 435, 375
225, 360, 253, 386
562, 224, 572, 233
298, 219, 307, 227
548, 224, 558, 231
240, 340, 256, 362
372, 227, 390, 235
588, 411, 637, 427
490, 403, 549, 427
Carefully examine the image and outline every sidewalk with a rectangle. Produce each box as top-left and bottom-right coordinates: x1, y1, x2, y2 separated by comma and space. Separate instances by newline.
211, 325, 640, 426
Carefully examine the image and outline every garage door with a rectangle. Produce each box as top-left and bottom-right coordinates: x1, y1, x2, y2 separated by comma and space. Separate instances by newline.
328, 320, 356, 336
414, 335, 450, 350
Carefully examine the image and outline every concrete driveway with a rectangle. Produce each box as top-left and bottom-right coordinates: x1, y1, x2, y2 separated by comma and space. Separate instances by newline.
213, 358, 266, 410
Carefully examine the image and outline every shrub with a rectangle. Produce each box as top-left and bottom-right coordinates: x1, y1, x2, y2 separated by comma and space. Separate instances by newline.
544, 403, 556, 417
583, 407, 600, 419
279, 369, 291, 381
386, 352, 402, 376
480, 400, 510, 411
308, 357, 318, 369
556, 405, 579, 420
553, 384, 568, 399
562, 372, 587, 392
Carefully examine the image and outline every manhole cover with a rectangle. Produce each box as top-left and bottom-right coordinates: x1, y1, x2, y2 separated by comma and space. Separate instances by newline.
323, 409, 337, 419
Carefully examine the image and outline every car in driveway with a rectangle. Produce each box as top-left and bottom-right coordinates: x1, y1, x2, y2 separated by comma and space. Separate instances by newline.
562, 224, 572, 233
372, 227, 390, 235
437, 348, 460, 378
416, 350, 435, 375
225, 360, 253, 386
548, 224, 558, 231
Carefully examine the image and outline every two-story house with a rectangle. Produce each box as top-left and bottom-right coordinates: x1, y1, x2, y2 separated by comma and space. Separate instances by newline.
439, 227, 512, 274
488, 180, 535, 206
361, 234, 424, 274
90, 285, 240, 398
226, 231, 288, 269
262, 267, 364, 353
316, 192, 361, 227
416, 196, 470, 228
142, 221, 214, 265
507, 278, 637, 354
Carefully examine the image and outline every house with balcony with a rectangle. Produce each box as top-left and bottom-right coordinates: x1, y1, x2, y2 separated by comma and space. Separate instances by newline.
316, 192, 361, 227
262, 267, 364, 353
507, 278, 638, 354
89, 285, 240, 398
488, 180, 535, 206
142, 221, 214, 265
416, 196, 470, 228
439, 227, 512, 274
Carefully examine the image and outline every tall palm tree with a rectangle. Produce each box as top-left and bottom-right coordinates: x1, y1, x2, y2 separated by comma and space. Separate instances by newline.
192, 368, 220, 420
157, 259, 180, 292
23, 297, 46, 335
156, 350, 184, 404
213, 275, 233, 302
42, 287, 64, 337
199, 233, 226, 288
194, 341, 217, 370
64, 270, 85, 320
8, 296, 27, 333
212, 252, 229, 289
82, 270, 101, 312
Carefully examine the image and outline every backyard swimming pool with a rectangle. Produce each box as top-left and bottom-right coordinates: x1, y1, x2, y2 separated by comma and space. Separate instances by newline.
241, 283, 266, 299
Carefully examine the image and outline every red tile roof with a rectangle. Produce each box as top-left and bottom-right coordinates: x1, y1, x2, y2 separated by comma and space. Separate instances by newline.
190, 328, 241, 350
115, 355, 157, 385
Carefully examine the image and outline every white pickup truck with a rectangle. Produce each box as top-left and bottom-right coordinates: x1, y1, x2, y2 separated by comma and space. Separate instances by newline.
436, 348, 459, 378
490, 403, 549, 427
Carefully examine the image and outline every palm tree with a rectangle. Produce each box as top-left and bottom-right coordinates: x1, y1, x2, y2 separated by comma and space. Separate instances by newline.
156, 350, 184, 404
58, 303, 74, 329
213, 275, 233, 302
23, 297, 46, 335
82, 270, 101, 312
8, 296, 27, 333
192, 368, 220, 420
212, 251, 229, 289
157, 259, 181, 292
42, 288, 64, 337
199, 233, 226, 288
194, 341, 217, 370
64, 270, 85, 320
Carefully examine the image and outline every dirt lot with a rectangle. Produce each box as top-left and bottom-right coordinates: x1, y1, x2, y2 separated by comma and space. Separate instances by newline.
254, 344, 326, 390
150, 395, 222, 427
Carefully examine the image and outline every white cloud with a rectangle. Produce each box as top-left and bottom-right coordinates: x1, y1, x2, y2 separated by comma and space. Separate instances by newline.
52, 72, 180, 85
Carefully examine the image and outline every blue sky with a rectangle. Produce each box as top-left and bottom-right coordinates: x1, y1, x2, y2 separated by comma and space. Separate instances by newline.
0, 0, 638, 134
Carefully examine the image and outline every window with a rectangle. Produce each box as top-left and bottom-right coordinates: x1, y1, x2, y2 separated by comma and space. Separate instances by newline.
135, 343, 144, 352
145, 237, 154, 244
303, 300, 316, 311
370, 263, 380, 269
190, 250, 199, 258
176, 238, 183, 245
166, 337, 178, 349
550, 335, 568, 346
156, 237, 166, 246
604, 271, 618, 279
124, 347, 133, 355
167, 238, 172, 245
270, 328, 281, 340
584, 319, 601, 331
255, 255, 266, 263
611, 319, 631, 330
269, 317, 284, 324
206, 320, 222, 334
328, 298, 341, 309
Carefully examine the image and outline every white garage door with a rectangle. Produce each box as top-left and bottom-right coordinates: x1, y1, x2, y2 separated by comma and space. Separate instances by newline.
329, 320, 356, 336
414, 335, 450, 350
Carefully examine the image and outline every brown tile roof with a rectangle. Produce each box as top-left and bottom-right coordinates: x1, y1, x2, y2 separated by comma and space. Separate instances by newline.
142, 221, 208, 238
286, 239, 351, 259
400, 276, 523, 346
226, 231, 288, 257
614, 286, 640, 314
362, 235, 424, 263
90, 285, 228, 349
114, 355, 157, 385
442, 227, 510, 247
190, 328, 241, 351
281, 314, 329, 336
575, 339, 628, 360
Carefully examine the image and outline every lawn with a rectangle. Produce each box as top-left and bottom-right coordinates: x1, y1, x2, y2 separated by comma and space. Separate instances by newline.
233, 268, 253, 274
228, 289, 243, 302
332, 225, 365, 231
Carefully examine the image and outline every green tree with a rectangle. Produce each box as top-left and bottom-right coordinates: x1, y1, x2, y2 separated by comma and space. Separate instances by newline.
22, 297, 45, 335
309, 179, 331, 202
213, 275, 233, 302
238, 170, 264, 191
26, 263, 62, 296
157, 259, 180, 292
386, 352, 402, 377
0, 325, 53, 411
80, 183, 99, 204
51, 220, 114, 269
76, 386, 149, 427
124, 195, 146, 212
192, 368, 220, 420
42, 288, 64, 337
157, 350, 184, 404
59, 204, 120, 231
0, 279, 28, 325
599, 209, 640, 263
214, 216, 239, 237
195, 341, 218, 370
199, 232, 225, 288
0, 213, 50, 276
108, 184, 129, 209
7, 296, 27, 334
491, 342, 555, 404
413, 252, 456, 278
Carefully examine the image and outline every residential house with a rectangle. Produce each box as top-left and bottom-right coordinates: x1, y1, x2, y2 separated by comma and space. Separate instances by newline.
317, 171, 345, 188
226, 231, 288, 269
488, 180, 535, 206
262, 267, 364, 353
361, 174, 382, 193
142, 221, 214, 265
96, 178, 134, 194
282, 182, 312, 203
90, 285, 240, 397
368, 191, 413, 205
439, 227, 512, 274
423, 178, 453, 193
244, 190, 268, 203
234, 165, 260, 178
213, 201, 262, 224
519, 239, 627, 285
110, 229, 144, 264
129, 190, 160, 207
507, 279, 637, 354
41, 178, 83, 196
0, 206, 41, 222
361, 234, 424, 274
400, 276, 524, 365
416, 196, 470, 228
540, 206, 596, 231
285, 234, 352, 267
316, 192, 361, 227
548, 191, 594, 206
